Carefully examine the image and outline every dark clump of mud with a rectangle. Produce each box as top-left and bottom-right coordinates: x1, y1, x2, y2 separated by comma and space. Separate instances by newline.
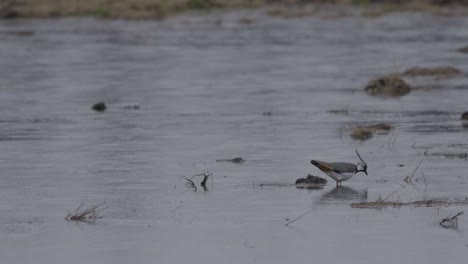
457, 45, 468, 53
350, 123, 394, 141
295, 174, 327, 185
216, 157, 245, 163
92, 102, 107, 112
402, 66, 462, 77
461, 112, 468, 120
364, 74, 411, 97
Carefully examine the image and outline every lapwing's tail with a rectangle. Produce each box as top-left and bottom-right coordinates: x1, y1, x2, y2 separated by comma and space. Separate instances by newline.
310, 160, 333, 173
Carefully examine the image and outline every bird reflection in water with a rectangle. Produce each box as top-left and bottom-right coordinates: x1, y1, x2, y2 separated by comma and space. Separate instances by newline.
318, 186, 368, 204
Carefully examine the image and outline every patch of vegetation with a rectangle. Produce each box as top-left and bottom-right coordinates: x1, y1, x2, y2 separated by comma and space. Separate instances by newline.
0, 0, 18, 18
5, 0, 468, 19
350, 127, 374, 141
364, 74, 412, 97
92, 8, 110, 17
352, 197, 468, 209
65, 203, 107, 223
295, 174, 327, 185
402, 66, 462, 77
427, 152, 468, 160
186, 0, 218, 10
350, 123, 394, 141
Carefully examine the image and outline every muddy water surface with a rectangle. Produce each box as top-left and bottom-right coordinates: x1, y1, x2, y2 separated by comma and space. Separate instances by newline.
1, 11, 468, 264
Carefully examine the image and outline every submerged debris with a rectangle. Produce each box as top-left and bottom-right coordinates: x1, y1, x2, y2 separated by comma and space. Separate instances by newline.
364, 74, 411, 97
295, 174, 327, 185
350, 123, 394, 141
328, 107, 349, 116
352, 198, 468, 209
123, 105, 140, 110
440, 211, 463, 228
403, 158, 424, 183
65, 202, 107, 223
91, 102, 107, 112
216, 157, 245, 163
181, 172, 213, 192
458, 45, 468, 53
461, 112, 468, 120
403, 66, 461, 77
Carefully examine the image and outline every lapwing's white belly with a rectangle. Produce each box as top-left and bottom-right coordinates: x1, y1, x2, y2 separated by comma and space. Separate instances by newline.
325, 171, 354, 182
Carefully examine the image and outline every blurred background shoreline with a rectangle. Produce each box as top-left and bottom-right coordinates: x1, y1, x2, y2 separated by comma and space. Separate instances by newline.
2, 0, 468, 19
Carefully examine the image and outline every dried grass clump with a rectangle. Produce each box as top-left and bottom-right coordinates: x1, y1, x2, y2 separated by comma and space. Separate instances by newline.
403, 66, 462, 77
364, 74, 412, 97
350, 123, 394, 141
352, 197, 468, 209
295, 174, 327, 185
0, 0, 17, 18
65, 202, 107, 223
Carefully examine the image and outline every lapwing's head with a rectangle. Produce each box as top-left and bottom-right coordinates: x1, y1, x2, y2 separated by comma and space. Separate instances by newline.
356, 161, 368, 175
355, 149, 368, 175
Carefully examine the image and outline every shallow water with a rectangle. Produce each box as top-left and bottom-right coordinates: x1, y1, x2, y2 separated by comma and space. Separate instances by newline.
1, 10, 468, 264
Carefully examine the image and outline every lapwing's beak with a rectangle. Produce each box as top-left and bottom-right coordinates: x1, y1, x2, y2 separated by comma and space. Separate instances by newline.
364, 170, 368, 176
310, 160, 319, 166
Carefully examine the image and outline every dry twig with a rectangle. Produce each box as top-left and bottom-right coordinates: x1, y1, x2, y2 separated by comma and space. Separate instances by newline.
65, 202, 107, 223
404, 158, 424, 183
440, 211, 463, 228
285, 210, 313, 227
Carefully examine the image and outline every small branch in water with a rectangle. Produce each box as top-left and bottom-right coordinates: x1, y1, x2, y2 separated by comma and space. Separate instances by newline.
180, 172, 213, 192
421, 171, 428, 187
285, 210, 313, 227
65, 202, 107, 223
440, 211, 463, 228
180, 176, 197, 192
404, 158, 424, 183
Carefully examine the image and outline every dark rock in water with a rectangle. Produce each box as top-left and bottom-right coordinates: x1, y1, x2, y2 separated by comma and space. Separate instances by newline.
402, 66, 461, 77
364, 74, 411, 97
295, 174, 327, 185
92, 102, 107, 112
462, 112, 468, 120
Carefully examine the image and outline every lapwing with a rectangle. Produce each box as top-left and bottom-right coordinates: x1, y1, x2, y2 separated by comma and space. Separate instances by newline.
310, 150, 368, 186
